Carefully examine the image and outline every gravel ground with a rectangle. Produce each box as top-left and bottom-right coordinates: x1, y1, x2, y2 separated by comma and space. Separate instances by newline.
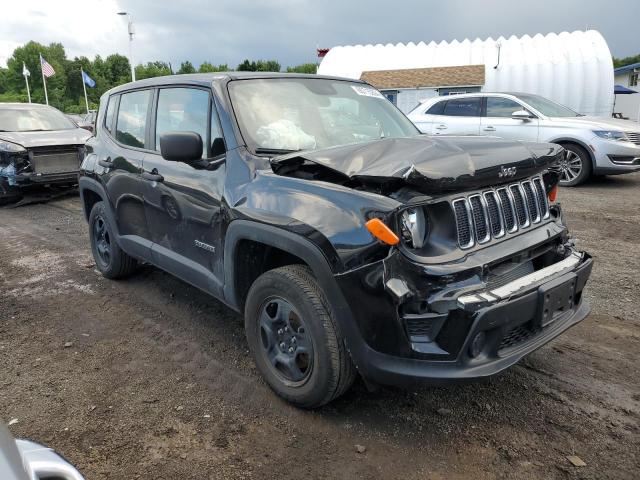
1, 173, 639, 479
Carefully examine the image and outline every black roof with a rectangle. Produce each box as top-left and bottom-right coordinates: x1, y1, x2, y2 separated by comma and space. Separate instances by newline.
108, 72, 362, 95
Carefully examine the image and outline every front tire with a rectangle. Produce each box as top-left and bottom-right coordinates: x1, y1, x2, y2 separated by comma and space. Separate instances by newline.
244, 265, 356, 408
88, 201, 137, 279
557, 143, 592, 186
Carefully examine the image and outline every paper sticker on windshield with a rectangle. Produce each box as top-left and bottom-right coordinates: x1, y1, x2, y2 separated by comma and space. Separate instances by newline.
352, 85, 385, 99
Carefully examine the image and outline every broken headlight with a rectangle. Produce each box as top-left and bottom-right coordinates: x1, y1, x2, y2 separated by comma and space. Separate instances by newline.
400, 207, 428, 249
0, 140, 26, 153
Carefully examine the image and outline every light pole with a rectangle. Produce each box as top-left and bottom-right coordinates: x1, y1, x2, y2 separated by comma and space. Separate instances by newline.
117, 11, 136, 82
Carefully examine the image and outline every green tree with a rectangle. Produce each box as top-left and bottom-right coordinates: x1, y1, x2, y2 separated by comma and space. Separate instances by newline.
5, 41, 68, 107
198, 61, 230, 72
613, 54, 640, 69
237, 59, 280, 72
135, 61, 171, 80
104, 54, 132, 84
286, 63, 317, 74
177, 61, 196, 74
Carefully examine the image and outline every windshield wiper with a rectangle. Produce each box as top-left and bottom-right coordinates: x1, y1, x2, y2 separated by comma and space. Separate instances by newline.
254, 147, 301, 155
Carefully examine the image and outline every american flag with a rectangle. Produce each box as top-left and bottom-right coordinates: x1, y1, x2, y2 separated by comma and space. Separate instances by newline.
40, 55, 55, 77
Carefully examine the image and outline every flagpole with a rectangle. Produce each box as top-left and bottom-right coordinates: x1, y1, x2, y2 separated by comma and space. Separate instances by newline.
81, 68, 89, 114
23, 63, 31, 103
40, 55, 49, 105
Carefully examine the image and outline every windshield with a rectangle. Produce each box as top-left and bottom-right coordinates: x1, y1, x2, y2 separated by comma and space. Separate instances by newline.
228, 78, 419, 152
0, 106, 76, 132
514, 94, 581, 117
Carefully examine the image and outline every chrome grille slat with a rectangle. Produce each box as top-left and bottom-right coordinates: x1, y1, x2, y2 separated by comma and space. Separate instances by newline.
497, 188, 517, 233
452, 176, 550, 249
522, 181, 540, 223
625, 131, 640, 146
532, 177, 550, 220
483, 191, 505, 238
469, 194, 490, 244
509, 184, 530, 228
452, 198, 474, 249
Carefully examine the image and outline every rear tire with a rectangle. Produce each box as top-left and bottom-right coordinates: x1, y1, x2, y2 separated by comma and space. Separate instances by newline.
557, 143, 592, 186
88, 201, 137, 279
244, 265, 356, 408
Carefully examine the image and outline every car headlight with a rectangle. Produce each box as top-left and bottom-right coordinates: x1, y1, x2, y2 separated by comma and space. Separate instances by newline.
593, 130, 628, 141
400, 208, 428, 248
0, 140, 26, 153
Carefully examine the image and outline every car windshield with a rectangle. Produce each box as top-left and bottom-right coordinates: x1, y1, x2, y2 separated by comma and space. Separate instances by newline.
514, 94, 581, 117
228, 78, 419, 152
0, 106, 76, 132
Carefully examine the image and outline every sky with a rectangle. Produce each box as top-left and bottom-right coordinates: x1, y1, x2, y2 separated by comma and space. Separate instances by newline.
1, 0, 638, 70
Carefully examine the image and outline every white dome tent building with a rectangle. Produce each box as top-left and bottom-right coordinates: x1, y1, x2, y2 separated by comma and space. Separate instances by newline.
318, 30, 614, 116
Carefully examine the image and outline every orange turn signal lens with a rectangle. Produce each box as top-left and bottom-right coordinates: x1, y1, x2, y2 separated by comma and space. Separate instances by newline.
548, 185, 558, 202
365, 218, 399, 245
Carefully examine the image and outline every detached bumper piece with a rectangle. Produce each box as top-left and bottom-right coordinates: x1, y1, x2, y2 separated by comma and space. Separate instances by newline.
358, 251, 592, 387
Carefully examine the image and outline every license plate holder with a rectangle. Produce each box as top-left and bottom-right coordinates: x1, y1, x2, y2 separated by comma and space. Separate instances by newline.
536, 273, 577, 328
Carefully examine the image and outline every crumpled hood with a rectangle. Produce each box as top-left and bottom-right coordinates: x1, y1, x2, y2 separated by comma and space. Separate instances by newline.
271, 135, 561, 193
0, 129, 91, 148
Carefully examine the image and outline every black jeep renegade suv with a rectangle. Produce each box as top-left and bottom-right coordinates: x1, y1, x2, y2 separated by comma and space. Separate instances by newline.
79, 73, 592, 407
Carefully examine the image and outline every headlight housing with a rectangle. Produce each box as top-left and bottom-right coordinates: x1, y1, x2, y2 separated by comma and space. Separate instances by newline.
593, 130, 628, 141
400, 207, 428, 249
0, 140, 26, 153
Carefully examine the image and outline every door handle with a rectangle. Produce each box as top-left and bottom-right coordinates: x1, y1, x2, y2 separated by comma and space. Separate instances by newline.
142, 171, 164, 183
98, 158, 113, 168
483, 126, 496, 132
435, 124, 448, 130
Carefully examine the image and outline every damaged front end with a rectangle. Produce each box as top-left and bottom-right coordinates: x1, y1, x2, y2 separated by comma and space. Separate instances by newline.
0, 139, 84, 205
331, 172, 592, 386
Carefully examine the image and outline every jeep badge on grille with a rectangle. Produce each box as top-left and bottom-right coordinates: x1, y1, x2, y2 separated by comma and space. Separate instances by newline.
498, 166, 517, 178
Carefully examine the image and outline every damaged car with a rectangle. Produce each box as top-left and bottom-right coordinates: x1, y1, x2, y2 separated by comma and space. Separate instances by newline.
79, 73, 592, 407
0, 103, 91, 205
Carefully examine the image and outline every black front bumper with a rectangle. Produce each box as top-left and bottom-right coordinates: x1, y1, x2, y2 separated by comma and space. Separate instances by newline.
336, 242, 593, 388
12, 171, 79, 185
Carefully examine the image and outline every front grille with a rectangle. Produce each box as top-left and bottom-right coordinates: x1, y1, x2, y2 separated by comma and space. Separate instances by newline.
453, 199, 473, 249
452, 176, 550, 249
625, 131, 640, 146
29, 146, 80, 174
498, 321, 540, 353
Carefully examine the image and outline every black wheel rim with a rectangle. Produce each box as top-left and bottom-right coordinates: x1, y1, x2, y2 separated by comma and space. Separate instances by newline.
257, 296, 314, 385
93, 215, 111, 267
559, 150, 583, 183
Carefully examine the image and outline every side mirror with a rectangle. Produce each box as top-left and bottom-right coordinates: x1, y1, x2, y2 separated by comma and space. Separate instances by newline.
511, 110, 533, 120
160, 131, 203, 163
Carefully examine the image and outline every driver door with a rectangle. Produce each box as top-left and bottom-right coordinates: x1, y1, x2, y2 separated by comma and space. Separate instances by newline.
142, 86, 227, 297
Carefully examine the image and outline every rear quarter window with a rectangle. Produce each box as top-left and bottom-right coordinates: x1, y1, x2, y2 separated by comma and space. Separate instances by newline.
426, 101, 445, 115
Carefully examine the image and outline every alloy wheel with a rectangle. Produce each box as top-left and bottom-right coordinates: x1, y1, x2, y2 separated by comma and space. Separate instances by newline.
258, 296, 314, 385
93, 215, 111, 267
559, 150, 583, 183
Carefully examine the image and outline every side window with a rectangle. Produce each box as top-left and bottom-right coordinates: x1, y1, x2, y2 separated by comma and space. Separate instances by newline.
486, 97, 524, 117
155, 88, 209, 157
104, 95, 118, 134
442, 97, 481, 117
210, 107, 226, 157
426, 101, 445, 115
116, 90, 150, 148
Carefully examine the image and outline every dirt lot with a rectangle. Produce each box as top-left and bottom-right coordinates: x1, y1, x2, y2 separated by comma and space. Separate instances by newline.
1, 173, 639, 479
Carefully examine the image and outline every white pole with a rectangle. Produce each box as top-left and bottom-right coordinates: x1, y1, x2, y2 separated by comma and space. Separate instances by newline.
24, 72, 31, 103
40, 55, 49, 105
81, 68, 89, 114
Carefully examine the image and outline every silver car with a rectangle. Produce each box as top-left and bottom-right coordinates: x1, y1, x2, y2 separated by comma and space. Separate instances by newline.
0, 103, 91, 203
0, 424, 84, 480
407, 92, 640, 186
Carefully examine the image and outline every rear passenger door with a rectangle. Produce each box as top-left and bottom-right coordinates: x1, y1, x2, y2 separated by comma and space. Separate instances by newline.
408, 100, 446, 134
142, 86, 227, 297
431, 97, 482, 136
481, 96, 539, 141
101, 88, 154, 260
